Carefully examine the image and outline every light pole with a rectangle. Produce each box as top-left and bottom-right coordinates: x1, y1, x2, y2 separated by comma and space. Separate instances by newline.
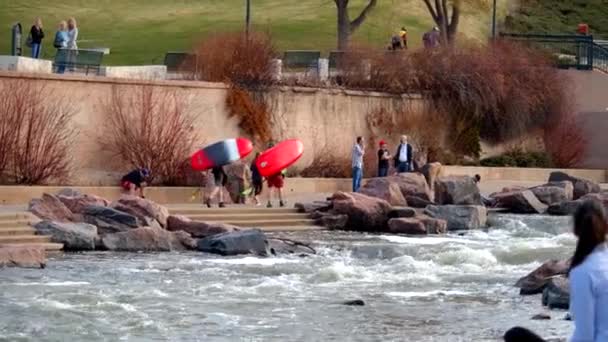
491, 0, 497, 40
245, 0, 251, 38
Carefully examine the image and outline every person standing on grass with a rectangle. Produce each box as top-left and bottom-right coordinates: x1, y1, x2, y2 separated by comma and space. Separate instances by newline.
66, 17, 78, 71
121, 168, 150, 198
394, 135, 413, 173
377, 140, 391, 177
352, 136, 365, 192
206, 166, 228, 208
250, 152, 263, 206
399, 27, 408, 49
29, 18, 44, 59
54, 21, 69, 73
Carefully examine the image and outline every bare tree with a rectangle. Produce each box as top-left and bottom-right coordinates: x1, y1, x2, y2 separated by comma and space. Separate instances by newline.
335, 0, 378, 50
420, 0, 487, 44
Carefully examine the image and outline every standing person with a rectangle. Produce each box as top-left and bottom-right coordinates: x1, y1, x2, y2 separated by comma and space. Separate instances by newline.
266, 170, 286, 208
377, 140, 391, 177
206, 166, 227, 208
352, 136, 365, 192
430, 26, 441, 47
399, 27, 408, 49
394, 135, 414, 173
66, 17, 78, 72
121, 168, 150, 198
569, 200, 608, 342
53, 21, 69, 73
250, 153, 263, 206
29, 18, 44, 59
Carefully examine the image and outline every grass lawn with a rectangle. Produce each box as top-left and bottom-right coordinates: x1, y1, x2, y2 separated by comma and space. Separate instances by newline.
0, 0, 496, 65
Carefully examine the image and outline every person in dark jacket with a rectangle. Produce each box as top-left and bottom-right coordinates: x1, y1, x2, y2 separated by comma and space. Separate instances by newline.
377, 140, 391, 177
393, 135, 414, 173
30, 18, 45, 59
206, 166, 228, 208
121, 168, 150, 198
250, 153, 263, 206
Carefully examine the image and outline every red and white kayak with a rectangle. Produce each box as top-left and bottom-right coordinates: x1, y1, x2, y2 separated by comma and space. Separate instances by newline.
191, 138, 253, 171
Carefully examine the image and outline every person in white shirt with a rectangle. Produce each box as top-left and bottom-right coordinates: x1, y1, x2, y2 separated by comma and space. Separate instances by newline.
351, 136, 365, 192
569, 200, 608, 342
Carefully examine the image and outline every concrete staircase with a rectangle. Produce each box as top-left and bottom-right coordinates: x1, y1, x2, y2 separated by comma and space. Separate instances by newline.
0, 213, 63, 251
170, 206, 325, 232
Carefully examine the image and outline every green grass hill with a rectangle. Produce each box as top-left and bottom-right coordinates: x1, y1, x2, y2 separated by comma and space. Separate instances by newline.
1, 0, 497, 65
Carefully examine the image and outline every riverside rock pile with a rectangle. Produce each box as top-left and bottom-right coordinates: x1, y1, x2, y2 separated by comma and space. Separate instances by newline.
27, 190, 313, 257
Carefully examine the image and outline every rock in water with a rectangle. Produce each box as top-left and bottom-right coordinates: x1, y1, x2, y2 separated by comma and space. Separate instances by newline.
0, 247, 46, 268
548, 172, 600, 199
360, 179, 407, 206
330, 192, 392, 232
314, 213, 348, 230
268, 237, 316, 255
492, 190, 547, 214
529, 181, 573, 205
167, 215, 238, 238
83, 205, 140, 235
531, 313, 551, 320
295, 201, 331, 214
391, 173, 433, 201
434, 176, 482, 205
29, 193, 75, 222
197, 229, 270, 256
388, 218, 426, 235
547, 200, 583, 216
388, 207, 417, 219
515, 259, 570, 295
57, 193, 110, 215
112, 195, 169, 228
542, 276, 570, 310
424, 205, 487, 230
34, 221, 97, 251
405, 195, 433, 208
341, 299, 365, 306
101, 227, 190, 252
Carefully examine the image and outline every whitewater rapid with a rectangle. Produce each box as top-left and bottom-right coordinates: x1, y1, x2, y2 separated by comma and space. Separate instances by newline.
0, 214, 574, 341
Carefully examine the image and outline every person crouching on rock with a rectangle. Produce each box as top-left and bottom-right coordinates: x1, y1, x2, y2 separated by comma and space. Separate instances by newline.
250, 153, 264, 206
121, 168, 150, 198
206, 166, 228, 208
377, 140, 391, 177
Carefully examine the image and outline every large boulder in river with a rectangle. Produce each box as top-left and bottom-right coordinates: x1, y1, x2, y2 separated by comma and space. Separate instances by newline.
547, 200, 583, 216
388, 216, 447, 235
101, 227, 191, 252
492, 190, 547, 214
529, 181, 573, 206
391, 173, 433, 201
0, 247, 46, 268
515, 259, 570, 295
548, 172, 600, 200
83, 205, 140, 235
57, 193, 110, 215
197, 229, 270, 256
34, 221, 97, 251
434, 176, 482, 205
542, 276, 570, 310
167, 215, 237, 238
330, 192, 392, 232
424, 205, 487, 230
360, 179, 407, 206
405, 195, 433, 208
29, 193, 75, 222
314, 213, 349, 230
112, 195, 169, 228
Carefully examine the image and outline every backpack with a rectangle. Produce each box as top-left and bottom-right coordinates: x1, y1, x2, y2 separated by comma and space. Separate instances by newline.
25, 33, 33, 48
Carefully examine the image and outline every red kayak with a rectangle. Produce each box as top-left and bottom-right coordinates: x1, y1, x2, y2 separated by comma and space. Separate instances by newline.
256, 139, 304, 177
191, 138, 253, 171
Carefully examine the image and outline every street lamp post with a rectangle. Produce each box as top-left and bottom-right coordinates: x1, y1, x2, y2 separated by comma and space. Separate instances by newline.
491, 0, 497, 40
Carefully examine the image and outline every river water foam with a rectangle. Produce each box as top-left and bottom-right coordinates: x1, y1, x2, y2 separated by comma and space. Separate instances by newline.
0, 214, 574, 341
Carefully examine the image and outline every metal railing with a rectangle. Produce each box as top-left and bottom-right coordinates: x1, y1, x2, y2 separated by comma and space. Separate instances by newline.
499, 33, 608, 74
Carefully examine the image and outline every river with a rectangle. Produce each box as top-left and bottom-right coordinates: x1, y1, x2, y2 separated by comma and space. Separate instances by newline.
0, 214, 574, 341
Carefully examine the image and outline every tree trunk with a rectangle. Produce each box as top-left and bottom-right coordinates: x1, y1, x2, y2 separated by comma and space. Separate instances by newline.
336, 1, 350, 51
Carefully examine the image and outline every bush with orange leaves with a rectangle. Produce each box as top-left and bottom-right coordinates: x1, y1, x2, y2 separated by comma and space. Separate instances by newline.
0, 79, 76, 185
100, 85, 198, 185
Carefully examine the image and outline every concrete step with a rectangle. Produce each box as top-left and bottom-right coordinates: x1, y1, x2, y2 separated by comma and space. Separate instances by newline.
261, 225, 326, 232
0, 227, 36, 236
186, 213, 310, 221
0, 242, 63, 251
211, 218, 316, 227
0, 220, 32, 228
0, 235, 51, 244
171, 207, 300, 215
0, 213, 31, 222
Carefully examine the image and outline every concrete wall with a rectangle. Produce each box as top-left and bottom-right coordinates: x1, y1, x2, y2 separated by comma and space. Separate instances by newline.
0, 56, 52, 73
0, 71, 421, 185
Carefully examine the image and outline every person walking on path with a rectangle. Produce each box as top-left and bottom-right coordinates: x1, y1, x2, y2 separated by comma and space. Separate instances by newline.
206, 166, 228, 208
394, 135, 414, 173
377, 140, 391, 177
250, 153, 263, 206
29, 18, 44, 59
352, 136, 365, 192
121, 168, 150, 198
399, 27, 408, 49
568, 200, 608, 342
